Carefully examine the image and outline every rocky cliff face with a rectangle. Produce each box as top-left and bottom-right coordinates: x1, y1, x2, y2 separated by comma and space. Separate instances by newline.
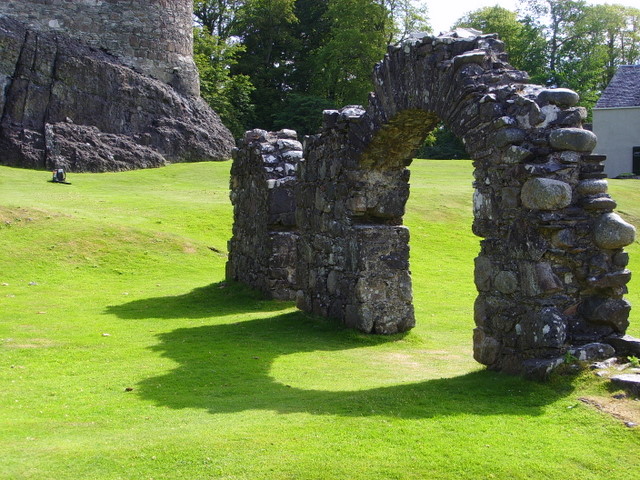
0, 15, 234, 172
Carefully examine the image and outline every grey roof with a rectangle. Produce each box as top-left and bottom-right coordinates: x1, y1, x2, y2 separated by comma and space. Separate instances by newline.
596, 65, 640, 108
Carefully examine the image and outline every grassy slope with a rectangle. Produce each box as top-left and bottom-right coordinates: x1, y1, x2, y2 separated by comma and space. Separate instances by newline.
0, 161, 638, 480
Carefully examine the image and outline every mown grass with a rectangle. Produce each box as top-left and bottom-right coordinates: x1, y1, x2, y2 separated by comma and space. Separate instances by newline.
1, 160, 639, 480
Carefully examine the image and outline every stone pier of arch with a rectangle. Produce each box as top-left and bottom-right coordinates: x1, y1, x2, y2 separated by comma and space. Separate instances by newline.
227, 31, 637, 378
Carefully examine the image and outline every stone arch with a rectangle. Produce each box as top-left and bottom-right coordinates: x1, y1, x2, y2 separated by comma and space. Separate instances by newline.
228, 31, 636, 377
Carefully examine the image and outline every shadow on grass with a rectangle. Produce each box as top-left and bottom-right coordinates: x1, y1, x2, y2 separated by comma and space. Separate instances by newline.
108, 289, 574, 418
105, 281, 292, 319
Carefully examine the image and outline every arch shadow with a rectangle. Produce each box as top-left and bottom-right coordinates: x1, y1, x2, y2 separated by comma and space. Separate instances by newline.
109, 306, 573, 418
105, 281, 293, 320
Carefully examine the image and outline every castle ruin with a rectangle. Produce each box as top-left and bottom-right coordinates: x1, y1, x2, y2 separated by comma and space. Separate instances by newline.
0, 0, 234, 172
228, 31, 638, 378
0, 0, 199, 96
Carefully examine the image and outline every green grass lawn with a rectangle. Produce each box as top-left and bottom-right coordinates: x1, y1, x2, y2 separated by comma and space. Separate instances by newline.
1, 160, 639, 480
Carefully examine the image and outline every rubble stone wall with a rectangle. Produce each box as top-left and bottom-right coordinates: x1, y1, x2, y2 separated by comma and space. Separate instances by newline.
228, 31, 636, 377
0, 0, 198, 96
226, 130, 302, 300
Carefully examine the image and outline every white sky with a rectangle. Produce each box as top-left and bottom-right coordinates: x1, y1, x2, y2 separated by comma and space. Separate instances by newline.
427, 0, 640, 35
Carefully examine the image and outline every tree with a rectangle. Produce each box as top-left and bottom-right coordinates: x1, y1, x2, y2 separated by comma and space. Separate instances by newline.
588, 3, 640, 87
310, 0, 392, 106
193, 0, 245, 40
271, 93, 336, 136
518, 0, 640, 111
232, 0, 299, 129
384, 0, 431, 42
192, 0, 434, 134
519, 0, 593, 88
287, 0, 331, 93
301, 1, 430, 112
193, 27, 255, 138
416, 123, 468, 160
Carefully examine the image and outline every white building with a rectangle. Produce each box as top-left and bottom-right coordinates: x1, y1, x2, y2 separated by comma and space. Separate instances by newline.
592, 65, 640, 178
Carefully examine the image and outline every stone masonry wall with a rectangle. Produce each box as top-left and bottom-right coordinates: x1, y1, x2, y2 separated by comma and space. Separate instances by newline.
296, 106, 417, 334
228, 30, 637, 378
0, 0, 199, 96
226, 129, 302, 300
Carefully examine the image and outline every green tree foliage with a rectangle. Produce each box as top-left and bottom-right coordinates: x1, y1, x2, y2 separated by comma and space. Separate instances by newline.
193, 28, 255, 138
193, 0, 640, 139
587, 3, 640, 87
416, 124, 468, 160
310, 0, 391, 106
519, 0, 640, 111
193, 0, 245, 39
288, 0, 331, 94
271, 93, 336, 136
193, 0, 432, 134
310, 1, 429, 106
232, 0, 299, 129
385, 0, 431, 42
526, 0, 608, 107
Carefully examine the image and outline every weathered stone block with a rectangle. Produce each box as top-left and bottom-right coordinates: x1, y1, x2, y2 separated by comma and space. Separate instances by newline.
522, 357, 565, 380
473, 190, 493, 220
538, 263, 563, 292
517, 307, 567, 349
549, 128, 597, 152
594, 213, 636, 249
536, 88, 580, 107
551, 229, 575, 249
603, 335, 640, 356
576, 179, 608, 196
500, 145, 533, 164
494, 270, 518, 294
582, 197, 617, 211
569, 342, 615, 362
610, 374, 640, 396
587, 270, 631, 289
474, 296, 487, 327
474, 256, 493, 291
580, 297, 631, 333
473, 327, 501, 366
613, 252, 630, 267
521, 178, 572, 210
494, 128, 525, 147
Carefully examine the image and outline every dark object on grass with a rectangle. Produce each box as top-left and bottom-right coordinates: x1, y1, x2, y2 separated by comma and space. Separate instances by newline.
49, 168, 71, 185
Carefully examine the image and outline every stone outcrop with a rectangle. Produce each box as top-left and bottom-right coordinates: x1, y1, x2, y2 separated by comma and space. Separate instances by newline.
0, 0, 199, 96
0, 15, 234, 172
228, 30, 636, 378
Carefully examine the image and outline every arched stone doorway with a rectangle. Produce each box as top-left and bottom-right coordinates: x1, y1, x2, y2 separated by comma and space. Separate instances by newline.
228, 31, 636, 377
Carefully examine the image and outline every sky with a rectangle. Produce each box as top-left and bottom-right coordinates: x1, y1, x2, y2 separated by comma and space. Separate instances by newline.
427, 0, 640, 35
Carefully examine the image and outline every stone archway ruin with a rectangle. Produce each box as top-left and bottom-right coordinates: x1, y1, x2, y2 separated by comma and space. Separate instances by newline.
227, 31, 637, 378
